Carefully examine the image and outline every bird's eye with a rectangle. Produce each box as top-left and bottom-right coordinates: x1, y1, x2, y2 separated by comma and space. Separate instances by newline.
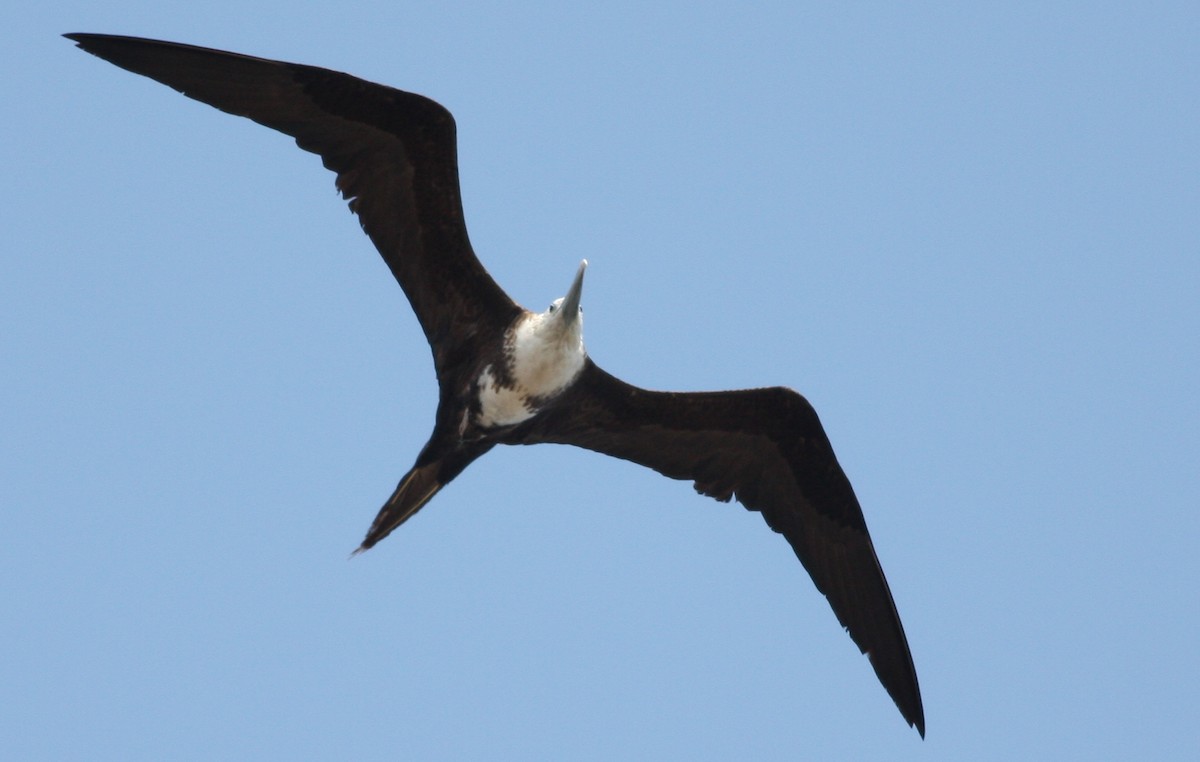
548, 303, 557, 313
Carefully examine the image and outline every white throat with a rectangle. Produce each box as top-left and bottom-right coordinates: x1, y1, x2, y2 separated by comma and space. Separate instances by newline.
476, 311, 586, 428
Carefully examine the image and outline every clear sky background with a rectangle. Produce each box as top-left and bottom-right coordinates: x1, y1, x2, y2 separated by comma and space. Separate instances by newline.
4, 2, 1197, 759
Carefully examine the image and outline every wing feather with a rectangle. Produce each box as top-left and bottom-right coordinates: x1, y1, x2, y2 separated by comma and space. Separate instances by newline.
519, 361, 925, 735
66, 33, 519, 373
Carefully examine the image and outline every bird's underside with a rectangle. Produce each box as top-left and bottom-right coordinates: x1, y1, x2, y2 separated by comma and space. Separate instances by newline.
67, 32, 925, 736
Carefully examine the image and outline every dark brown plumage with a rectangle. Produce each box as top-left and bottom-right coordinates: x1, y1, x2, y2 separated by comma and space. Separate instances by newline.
67, 33, 924, 736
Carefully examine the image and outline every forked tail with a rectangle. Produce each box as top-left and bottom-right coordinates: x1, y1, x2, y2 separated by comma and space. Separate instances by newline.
353, 463, 445, 554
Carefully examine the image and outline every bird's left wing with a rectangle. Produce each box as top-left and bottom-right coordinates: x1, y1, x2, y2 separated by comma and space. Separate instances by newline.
515, 360, 925, 736
65, 33, 519, 373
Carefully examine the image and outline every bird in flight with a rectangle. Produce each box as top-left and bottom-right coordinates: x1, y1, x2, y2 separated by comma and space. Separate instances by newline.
67, 33, 924, 736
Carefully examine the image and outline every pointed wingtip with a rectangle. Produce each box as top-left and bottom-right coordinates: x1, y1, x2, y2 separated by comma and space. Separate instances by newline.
64, 32, 106, 45
905, 695, 926, 738
904, 677, 925, 738
897, 681, 925, 738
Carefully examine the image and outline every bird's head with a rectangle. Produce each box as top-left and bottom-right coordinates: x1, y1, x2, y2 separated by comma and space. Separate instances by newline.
543, 259, 587, 341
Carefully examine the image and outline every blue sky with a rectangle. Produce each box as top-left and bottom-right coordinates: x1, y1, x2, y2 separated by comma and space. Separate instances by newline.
4, 2, 1198, 759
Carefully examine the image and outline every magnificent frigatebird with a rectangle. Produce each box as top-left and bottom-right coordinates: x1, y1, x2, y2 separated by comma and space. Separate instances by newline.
66, 33, 924, 735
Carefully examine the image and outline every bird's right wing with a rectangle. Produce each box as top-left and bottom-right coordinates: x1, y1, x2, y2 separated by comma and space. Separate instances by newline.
66, 33, 520, 373
517, 360, 925, 736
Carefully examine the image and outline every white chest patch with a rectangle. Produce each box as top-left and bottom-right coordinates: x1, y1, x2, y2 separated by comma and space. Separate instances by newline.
476, 312, 586, 428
